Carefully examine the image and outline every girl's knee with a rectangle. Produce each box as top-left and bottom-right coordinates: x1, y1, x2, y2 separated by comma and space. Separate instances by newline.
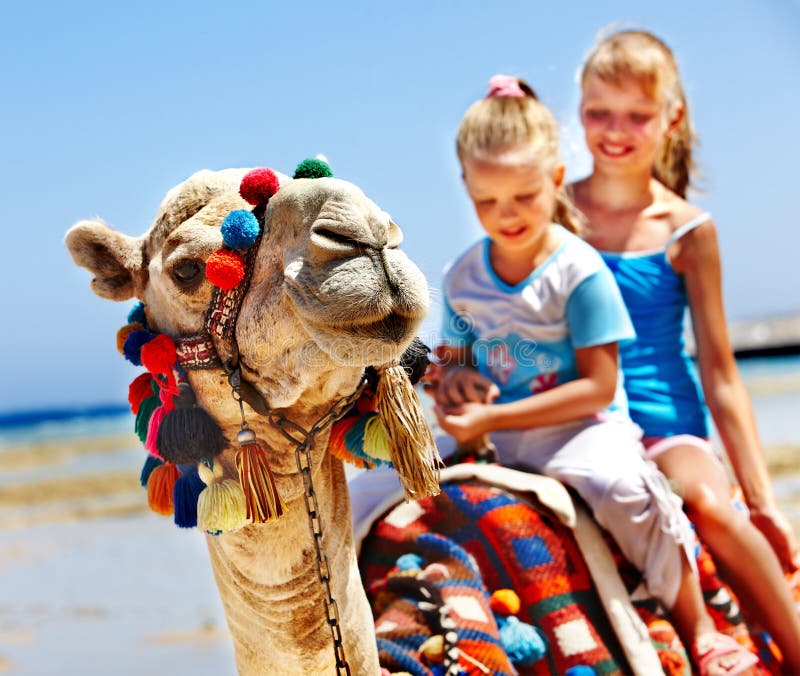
681, 482, 739, 528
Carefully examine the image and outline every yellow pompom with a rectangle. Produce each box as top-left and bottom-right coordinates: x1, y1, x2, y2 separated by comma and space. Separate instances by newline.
419, 635, 445, 662
490, 588, 521, 616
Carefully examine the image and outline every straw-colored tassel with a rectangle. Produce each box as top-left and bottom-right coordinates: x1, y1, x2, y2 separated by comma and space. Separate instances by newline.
375, 362, 441, 499
235, 429, 286, 523
197, 461, 250, 534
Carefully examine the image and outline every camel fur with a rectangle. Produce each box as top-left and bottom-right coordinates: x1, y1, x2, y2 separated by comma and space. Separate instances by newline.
66, 167, 431, 675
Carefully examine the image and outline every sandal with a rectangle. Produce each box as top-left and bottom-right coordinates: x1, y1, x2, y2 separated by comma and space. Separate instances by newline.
693, 633, 759, 676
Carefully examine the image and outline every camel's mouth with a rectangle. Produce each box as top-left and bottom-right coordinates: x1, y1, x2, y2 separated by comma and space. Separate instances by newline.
299, 310, 420, 366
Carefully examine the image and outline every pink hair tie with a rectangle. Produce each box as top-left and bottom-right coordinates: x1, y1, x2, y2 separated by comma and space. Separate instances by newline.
487, 74, 526, 98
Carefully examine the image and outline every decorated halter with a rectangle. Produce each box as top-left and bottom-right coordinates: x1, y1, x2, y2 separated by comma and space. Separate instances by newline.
116, 158, 440, 536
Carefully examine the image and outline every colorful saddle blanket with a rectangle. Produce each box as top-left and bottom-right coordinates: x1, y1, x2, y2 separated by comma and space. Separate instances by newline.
359, 479, 782, 675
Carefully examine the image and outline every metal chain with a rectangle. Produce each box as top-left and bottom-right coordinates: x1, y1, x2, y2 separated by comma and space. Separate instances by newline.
268, 376, 369, 676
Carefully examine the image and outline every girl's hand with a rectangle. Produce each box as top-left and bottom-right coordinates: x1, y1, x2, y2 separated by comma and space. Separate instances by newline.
440, 367, 500, 406
749, 503, 800, 572
434, 401, 493, 443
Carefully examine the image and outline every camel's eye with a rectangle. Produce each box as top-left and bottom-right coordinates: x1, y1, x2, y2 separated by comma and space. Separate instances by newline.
172, 259, 203, 285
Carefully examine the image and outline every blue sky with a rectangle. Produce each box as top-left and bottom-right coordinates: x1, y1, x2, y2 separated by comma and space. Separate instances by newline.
1, 0, 798, 412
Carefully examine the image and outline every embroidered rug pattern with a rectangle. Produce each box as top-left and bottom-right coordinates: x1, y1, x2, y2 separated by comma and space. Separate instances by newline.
360, 479, 781, 674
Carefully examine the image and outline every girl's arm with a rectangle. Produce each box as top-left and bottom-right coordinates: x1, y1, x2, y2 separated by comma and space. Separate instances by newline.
677, 220, 799, 568
435, 342, 619, 441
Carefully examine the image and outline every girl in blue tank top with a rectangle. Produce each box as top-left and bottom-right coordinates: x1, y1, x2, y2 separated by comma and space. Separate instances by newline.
571, 29, 800, 670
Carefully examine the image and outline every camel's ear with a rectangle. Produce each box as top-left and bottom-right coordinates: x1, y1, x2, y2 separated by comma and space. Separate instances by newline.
65, 220, 145, 301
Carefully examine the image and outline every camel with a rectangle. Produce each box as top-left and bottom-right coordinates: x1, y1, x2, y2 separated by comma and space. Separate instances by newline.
65, 164, 440, 675
66, 166, 777, 675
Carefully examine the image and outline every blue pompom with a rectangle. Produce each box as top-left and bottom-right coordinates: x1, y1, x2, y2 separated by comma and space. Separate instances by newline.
123, 329, 155, 366
139, 455, 163, 487
565, 667, 596, 676
127, 302, 147, 327
173, 470, 206, 528
497, 615, 547, 666
221, 209, 260, 249
395, 553, 424, 572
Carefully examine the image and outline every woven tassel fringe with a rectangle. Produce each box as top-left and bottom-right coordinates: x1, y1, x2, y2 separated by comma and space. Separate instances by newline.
235, 439, 286, 523
376, 363, 441, 499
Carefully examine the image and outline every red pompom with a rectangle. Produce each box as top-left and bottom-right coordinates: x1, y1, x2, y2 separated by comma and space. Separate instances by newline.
206, 249, 246, 290
240, 168, 279, 205
128, 373, 155, 414
140, 333, 178, 375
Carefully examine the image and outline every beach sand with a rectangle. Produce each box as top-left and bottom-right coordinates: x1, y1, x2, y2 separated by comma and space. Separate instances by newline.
1, 382, 798, 674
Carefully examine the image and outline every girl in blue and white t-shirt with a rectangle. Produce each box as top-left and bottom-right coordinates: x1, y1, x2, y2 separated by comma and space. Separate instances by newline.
432, 75, 757, 675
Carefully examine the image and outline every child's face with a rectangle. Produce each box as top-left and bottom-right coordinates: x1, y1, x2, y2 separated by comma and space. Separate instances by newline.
462, 153, 563, 254
580, 74, 675, 177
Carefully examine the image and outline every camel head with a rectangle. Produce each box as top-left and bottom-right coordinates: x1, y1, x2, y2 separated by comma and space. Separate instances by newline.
65, 161, 441, 675
66, 165, 429, 410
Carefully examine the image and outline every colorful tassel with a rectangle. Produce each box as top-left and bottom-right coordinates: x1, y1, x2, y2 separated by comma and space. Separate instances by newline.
221, 209, 260, 249
127, 301, 147, 326
156, 406, 227, 465
116, 322, 144, 354
197, 461, 249, 534
327, 416, 367, 467
139, 454, 163, 487
135, 394, 161, 444
128, 373, 155, 414
293, 158, 333, 179
173, 470, 206, 528
376, 363, 441, 499
147, 462, 180, 515
122, 329, 155, 366
235, 429, 285, 523
140, 333, 178, 376
399, 337, 431, 385
144, 404, 169, 457
206, 249, 245, 290
496, 615, 547, 666
362, 414, 392, 465
239, 168, 279, 206
490, 589, 521, 616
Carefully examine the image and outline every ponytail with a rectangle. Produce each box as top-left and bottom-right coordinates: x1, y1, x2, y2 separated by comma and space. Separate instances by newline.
553, 191, 583, 235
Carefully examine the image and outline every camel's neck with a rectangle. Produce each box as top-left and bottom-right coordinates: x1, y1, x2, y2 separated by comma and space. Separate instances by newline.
205, 415, 379, 675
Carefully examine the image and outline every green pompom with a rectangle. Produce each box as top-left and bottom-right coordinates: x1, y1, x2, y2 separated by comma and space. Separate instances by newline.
293, 158, 333, 179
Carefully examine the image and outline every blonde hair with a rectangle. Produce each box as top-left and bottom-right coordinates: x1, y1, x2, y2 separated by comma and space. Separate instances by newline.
581, 29, 697, 198
456, 78, 582, 234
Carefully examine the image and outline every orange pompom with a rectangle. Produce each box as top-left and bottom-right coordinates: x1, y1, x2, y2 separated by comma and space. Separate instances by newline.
116, 322, 144, 354
147, 462, 180, 515
490, 588, 521, 616
206, 249, 246, 290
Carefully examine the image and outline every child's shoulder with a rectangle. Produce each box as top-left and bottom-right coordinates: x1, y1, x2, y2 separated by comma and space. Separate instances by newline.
552, 226, 609, 285
658, 187, 711, 234
443, 238, 486, 277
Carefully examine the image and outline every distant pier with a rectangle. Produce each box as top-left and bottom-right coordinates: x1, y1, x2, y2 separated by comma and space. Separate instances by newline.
686, 314, 800, 358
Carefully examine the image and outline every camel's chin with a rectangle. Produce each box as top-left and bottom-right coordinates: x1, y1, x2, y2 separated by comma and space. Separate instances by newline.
302, 313, 419, 367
